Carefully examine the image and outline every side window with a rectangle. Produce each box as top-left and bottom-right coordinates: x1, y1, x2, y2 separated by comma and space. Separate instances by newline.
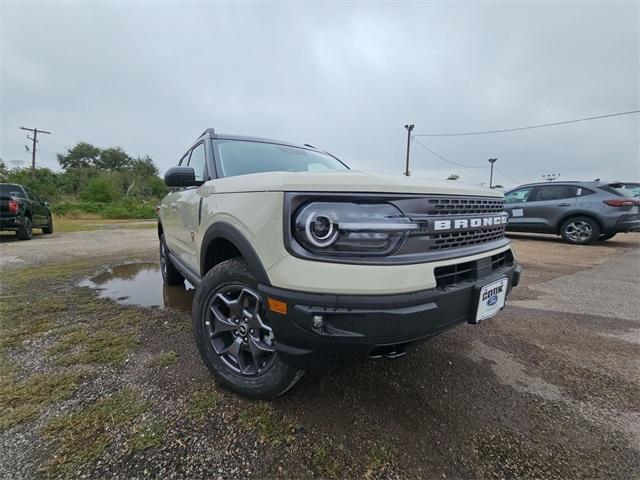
532, 185, 573, 202
188, 143, 206, 181
504, 187, 533, 204
24, 188, 39, 202
576, 187, 595, 197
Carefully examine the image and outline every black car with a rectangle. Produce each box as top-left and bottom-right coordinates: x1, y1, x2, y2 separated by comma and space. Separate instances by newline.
0, 183, 53, 240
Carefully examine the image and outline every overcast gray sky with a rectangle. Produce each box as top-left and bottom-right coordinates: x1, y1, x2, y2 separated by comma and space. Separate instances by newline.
1, 1, 638, 187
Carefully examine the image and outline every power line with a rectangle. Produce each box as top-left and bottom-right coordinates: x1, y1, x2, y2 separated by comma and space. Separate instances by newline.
411, 137, 488, 169
494, 166, 522, 185
413, 109, 640, 137
412, 138, 524, 184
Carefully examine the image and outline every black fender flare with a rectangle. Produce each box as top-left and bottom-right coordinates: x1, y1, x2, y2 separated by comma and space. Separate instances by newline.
200, 222, 271, 285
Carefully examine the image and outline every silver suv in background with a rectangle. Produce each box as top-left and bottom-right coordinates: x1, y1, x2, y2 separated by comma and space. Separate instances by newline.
504, 181, 640, 244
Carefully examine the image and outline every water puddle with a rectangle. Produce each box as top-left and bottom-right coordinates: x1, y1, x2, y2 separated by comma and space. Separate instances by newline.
80, 262, 194, 311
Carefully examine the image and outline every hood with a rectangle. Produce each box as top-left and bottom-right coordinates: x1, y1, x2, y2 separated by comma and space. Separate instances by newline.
202, 170, 501, 197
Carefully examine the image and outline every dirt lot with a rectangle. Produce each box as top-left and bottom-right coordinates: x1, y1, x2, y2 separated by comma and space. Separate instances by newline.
1, 228, 639, 479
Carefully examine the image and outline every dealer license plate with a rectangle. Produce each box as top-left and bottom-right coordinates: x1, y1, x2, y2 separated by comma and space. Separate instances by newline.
475, 277, 509, 322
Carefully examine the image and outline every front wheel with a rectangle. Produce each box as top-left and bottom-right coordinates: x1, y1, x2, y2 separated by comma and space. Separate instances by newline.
192, 258, 303, 399
560, 216, 600, 245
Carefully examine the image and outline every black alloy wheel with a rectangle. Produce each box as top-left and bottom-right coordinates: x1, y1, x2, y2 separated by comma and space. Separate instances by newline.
193, 258, 303, 399
205, 284, 277, 376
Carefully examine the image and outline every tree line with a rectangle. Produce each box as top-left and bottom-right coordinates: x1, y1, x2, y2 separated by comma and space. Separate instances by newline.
0, 142, 168, 218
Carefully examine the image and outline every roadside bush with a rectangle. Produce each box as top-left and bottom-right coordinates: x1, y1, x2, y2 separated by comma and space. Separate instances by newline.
80, 174, 119, 203
50, 202, 106, 216
2, 168, 62, 201
50, 200, 156, 219
4, 142, 167, 220
102, 199, 157, 219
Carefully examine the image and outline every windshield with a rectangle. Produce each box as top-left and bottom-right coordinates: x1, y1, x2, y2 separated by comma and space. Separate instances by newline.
213, 140, 348, 178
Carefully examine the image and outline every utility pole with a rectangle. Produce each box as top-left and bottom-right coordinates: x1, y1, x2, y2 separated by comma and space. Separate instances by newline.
488, 158, 497, 188
20, 126, 51, 170
404, 124, 414, 176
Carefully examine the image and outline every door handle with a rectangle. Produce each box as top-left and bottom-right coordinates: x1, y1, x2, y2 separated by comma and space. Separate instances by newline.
557, 203, 571, 207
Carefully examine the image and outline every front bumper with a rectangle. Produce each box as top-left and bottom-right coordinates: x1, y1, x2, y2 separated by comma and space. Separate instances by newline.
260, 258, 521, 370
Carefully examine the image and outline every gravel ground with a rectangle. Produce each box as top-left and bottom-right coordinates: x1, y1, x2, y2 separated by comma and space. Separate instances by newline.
1, 228, 639, 479
0, 229, 156, 268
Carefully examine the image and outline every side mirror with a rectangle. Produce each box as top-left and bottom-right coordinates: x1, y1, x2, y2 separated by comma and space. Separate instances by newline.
164, 166, 202, 187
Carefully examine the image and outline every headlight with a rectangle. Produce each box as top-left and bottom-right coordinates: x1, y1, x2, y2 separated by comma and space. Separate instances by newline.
293, 202, 420, 256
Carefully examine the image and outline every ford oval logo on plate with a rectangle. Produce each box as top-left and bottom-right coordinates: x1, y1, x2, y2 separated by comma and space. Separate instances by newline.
476, 277, 509, 323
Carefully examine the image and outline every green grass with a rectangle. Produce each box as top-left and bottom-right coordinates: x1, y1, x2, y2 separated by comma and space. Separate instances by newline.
310, 438, 343, 478
238, 403, 298, 447
0, 265, 99, 434
52, 215, 156, 233
0, 293, 77, 352
0, 259, 148, 437
0, 260, 94, 288
364, 445, 393, 479
0, 372, 85, 431
186, 386, 220, 419
147, 351, 178, 368
124, 417, 167, 453
51, 329, 139, 367
41, 388, 150, 476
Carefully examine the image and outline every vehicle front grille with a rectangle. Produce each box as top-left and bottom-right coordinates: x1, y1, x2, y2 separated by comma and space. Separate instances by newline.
434, 249, 514, 288
391, 195, 508, 254
425, 197, 504, 216
430, 225, 506, 251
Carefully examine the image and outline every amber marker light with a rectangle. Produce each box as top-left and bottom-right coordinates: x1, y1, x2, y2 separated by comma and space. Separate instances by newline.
267, 297, 288, 315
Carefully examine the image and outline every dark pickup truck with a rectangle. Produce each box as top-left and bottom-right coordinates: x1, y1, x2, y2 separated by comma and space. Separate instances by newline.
0, 183, 53, 240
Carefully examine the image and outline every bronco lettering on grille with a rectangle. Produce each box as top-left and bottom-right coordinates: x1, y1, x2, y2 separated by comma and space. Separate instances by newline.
433, 215, 508, 231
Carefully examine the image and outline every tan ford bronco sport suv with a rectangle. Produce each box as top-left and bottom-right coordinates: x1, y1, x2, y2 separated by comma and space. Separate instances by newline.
158, 129, 521, 398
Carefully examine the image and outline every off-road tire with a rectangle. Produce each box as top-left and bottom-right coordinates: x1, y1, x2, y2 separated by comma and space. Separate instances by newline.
17, 217, 33, 240
599, 233, 616, 241
193, 258, 303, 399
159, 234, 185, 285
42, 216, 54, 234
560, 216, 601, 245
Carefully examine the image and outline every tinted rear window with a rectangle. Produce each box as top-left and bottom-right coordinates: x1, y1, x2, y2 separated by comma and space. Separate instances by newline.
600, 183, 638, 198
531, 184, 576, 201
0, 184, 24, 198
